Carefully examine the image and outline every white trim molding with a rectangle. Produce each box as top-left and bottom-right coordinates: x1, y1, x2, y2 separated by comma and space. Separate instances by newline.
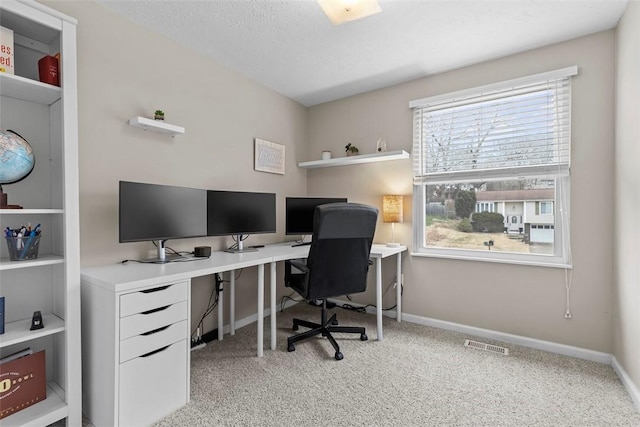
612, 356, 640, 411
228, 298, 639, 413
402, 313, 612, 364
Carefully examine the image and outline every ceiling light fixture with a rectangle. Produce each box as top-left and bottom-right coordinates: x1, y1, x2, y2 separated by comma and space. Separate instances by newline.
318, 0, 382, 25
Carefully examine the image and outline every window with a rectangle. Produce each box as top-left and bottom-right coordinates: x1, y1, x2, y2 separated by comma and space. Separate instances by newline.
539, 201, 553, 215
411, 67, 576, 267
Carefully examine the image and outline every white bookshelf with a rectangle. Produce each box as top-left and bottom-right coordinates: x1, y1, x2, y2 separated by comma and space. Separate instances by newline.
0, 1, 81, 425
298, 150, 410, 168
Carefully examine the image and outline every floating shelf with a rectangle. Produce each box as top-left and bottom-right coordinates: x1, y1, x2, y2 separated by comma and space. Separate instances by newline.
298, 150, 410, 169
128, 116, 185, 136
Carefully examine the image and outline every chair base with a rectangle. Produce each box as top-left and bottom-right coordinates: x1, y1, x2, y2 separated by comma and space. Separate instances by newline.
287, 302, 367, 360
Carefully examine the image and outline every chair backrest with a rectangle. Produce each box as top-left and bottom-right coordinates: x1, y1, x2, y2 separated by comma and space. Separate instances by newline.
305, 202, 378, 301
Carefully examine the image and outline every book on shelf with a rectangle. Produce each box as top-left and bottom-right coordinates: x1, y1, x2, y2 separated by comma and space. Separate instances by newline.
0, 296, 4, 335
37, 54, 59, 86
0, 350, 46, 420
0, 347, 33, 365
0, 26, 13, 75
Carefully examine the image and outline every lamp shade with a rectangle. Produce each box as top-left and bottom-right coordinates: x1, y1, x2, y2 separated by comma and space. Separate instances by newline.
383, 195, 403, 223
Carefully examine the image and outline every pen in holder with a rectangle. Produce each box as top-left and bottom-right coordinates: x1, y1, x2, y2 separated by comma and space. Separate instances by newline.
5, 234, 41, 261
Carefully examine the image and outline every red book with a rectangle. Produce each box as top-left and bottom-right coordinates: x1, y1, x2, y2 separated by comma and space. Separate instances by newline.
0, 350, 46, 420
38, 55, 59, 86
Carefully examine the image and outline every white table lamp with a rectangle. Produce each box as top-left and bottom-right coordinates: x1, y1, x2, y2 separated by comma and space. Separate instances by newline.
383, 195, 403, 247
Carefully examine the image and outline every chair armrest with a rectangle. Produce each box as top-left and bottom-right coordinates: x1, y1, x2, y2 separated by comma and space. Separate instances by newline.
285, 259, 310, 296
286, 259, 309, 273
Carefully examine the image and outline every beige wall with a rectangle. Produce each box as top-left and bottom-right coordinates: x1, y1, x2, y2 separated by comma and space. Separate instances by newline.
308, 31, 616, 353
43, 1, 623, 357
44, 0, 309, 331
614, 1, 640, 392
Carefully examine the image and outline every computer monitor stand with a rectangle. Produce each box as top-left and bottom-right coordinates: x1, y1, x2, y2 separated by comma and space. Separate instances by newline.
144, 240, 183, 263
224, 234, 258, 253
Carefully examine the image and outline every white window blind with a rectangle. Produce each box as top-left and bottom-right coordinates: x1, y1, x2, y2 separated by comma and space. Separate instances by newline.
411, 67, 577, 184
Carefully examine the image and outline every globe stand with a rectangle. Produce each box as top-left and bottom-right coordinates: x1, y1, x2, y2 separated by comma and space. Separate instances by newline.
0, 186, 23, 209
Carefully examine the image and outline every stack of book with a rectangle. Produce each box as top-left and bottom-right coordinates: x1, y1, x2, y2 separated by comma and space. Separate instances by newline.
0, 26, 13, 75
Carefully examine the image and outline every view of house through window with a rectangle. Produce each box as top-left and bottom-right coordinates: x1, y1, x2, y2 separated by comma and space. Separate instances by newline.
424, 178, 556, 255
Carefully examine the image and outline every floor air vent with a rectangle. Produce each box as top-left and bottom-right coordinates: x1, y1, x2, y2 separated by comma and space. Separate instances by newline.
464, 339, 509, 355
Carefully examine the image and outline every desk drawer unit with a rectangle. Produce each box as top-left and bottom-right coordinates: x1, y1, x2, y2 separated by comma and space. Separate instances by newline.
117, 281, 189, 426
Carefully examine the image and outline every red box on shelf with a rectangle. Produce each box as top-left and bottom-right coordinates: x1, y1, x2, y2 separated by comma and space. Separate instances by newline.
38, 55, 59, 86
0, 350, 46, 420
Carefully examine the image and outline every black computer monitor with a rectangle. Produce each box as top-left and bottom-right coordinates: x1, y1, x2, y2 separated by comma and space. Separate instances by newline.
285, 197, 347, 237
119, 181, 207, 262
207, 190, 276, 252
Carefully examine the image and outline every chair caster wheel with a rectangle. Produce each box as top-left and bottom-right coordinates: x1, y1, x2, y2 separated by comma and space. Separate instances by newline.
335, 352, 343, 360
288, 343, 295, 352
292, 325, 299, 331
331, 319, 338, 325
360, 333, 368, 341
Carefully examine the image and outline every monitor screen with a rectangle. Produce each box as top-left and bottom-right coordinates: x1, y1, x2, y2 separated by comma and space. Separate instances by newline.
119, 181, 207, 243
285, 197, 347, 235
207, 190, 276, 236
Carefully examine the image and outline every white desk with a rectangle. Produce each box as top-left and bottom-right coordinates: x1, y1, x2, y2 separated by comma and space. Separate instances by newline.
220, 243, 406, 356
81, 242, 406, 357
81, 242, 405, 426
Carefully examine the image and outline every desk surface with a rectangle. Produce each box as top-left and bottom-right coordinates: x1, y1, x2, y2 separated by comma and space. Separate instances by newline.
81, 242, 406, 294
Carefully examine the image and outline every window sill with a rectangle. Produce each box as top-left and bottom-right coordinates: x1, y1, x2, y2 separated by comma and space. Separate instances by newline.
410, 250, 572, 269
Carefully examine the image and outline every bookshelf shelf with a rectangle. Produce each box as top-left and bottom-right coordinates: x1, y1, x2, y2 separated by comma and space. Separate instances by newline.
0, 255, 65, 271
0, 72, 61, 105
0, 314, 65, 348
1, 383, 68, 426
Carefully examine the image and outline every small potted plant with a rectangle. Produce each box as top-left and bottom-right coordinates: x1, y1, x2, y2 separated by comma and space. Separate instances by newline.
154, 110, 165, 121
345, 143, 359, 156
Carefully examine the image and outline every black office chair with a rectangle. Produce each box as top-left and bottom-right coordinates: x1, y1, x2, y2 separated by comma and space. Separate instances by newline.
284, 202, 378, 360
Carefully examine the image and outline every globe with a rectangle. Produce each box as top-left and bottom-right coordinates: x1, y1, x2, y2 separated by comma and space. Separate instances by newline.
0, 130, 35, 184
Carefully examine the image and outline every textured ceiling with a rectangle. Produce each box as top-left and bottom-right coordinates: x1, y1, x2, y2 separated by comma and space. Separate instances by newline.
96, 0, 628, 107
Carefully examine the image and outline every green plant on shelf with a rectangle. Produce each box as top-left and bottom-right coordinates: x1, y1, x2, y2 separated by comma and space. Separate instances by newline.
345, 143, 359, 156
154, 110, 165, 121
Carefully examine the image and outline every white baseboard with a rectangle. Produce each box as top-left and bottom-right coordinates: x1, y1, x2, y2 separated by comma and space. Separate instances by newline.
221, 298, 640, 413
612, 356, 640, 411
401, 312, 612, 364
401, 312, 640, 413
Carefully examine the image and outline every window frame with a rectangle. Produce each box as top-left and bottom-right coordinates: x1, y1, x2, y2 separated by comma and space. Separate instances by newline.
410, 68, 576, 268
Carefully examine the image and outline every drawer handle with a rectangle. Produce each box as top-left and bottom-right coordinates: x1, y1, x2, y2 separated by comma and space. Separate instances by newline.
141, 324, 170, 336
141, 305, 170, 315
140, 345, 170, 358
140, 285, 171, 294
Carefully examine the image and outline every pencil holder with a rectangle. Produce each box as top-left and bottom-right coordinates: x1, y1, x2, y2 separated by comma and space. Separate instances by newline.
5, 235, 41, 261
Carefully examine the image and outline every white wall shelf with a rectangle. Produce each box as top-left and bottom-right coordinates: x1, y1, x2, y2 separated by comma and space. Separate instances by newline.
298, 150, 410, 169
128, 116, 185, 136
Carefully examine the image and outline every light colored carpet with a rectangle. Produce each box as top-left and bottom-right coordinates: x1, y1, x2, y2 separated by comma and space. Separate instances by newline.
151, 303, 640, 427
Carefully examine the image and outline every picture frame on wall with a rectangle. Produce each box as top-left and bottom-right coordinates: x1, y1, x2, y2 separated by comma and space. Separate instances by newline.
254, 138, 285, 175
